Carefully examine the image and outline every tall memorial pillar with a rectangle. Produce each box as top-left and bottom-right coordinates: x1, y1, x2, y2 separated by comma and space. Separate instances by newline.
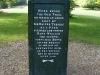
28, 0, 69, 75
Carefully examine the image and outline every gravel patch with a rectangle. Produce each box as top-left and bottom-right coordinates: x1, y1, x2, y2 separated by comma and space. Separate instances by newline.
0, 40, 100, 75
68, 41, 100, 75
0, 40, 28, 75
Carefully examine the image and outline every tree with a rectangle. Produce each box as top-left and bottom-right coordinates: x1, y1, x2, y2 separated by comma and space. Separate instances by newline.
96, 0, 100, 4
95, 0, 100, 8
0, 0, 20, 8
74, 0, 100, 9
0, 2, 8, 12
84, 0, 97, 9
70, 0, 75, 17
0, 0, 20, 13
74, 0, 87, 7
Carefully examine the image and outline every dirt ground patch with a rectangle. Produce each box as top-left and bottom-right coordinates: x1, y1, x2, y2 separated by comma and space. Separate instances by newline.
0, 40, 100, 75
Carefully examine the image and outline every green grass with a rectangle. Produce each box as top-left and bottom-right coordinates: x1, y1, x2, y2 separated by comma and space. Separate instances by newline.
69, 15, 100, 45
0, 13, 28, 44
0, 13, 100, 45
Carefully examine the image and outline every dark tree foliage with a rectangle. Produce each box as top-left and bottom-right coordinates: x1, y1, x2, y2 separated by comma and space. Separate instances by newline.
70, 0, 75, 18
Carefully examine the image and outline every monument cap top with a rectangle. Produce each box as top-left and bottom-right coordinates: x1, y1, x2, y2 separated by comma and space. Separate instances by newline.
29, 0, 69, 3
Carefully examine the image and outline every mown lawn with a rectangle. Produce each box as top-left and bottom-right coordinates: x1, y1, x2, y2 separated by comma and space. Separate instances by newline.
69, 15, 100, 45
0, 13, 100, 45
0, 13, 28, 45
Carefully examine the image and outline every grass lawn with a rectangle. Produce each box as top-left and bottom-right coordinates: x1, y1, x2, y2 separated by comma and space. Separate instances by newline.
0, 13, 28, 45
0, 13, 100, 46
69, 15, 100, 45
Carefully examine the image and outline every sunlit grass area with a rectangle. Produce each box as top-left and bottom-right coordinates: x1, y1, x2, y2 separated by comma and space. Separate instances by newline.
0, 13, 28, 44
69, 15, 100, 45
0, 13, 100, 46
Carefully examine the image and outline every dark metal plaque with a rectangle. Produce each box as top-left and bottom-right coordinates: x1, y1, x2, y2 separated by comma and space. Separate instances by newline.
28, 0, 69, 75
34, 4, 64, 62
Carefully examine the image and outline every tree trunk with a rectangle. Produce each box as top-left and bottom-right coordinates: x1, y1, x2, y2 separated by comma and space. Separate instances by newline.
0, 2, 2, 12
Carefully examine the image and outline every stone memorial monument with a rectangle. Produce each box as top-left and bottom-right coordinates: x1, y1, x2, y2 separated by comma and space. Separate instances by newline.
28, 0, 69, 75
